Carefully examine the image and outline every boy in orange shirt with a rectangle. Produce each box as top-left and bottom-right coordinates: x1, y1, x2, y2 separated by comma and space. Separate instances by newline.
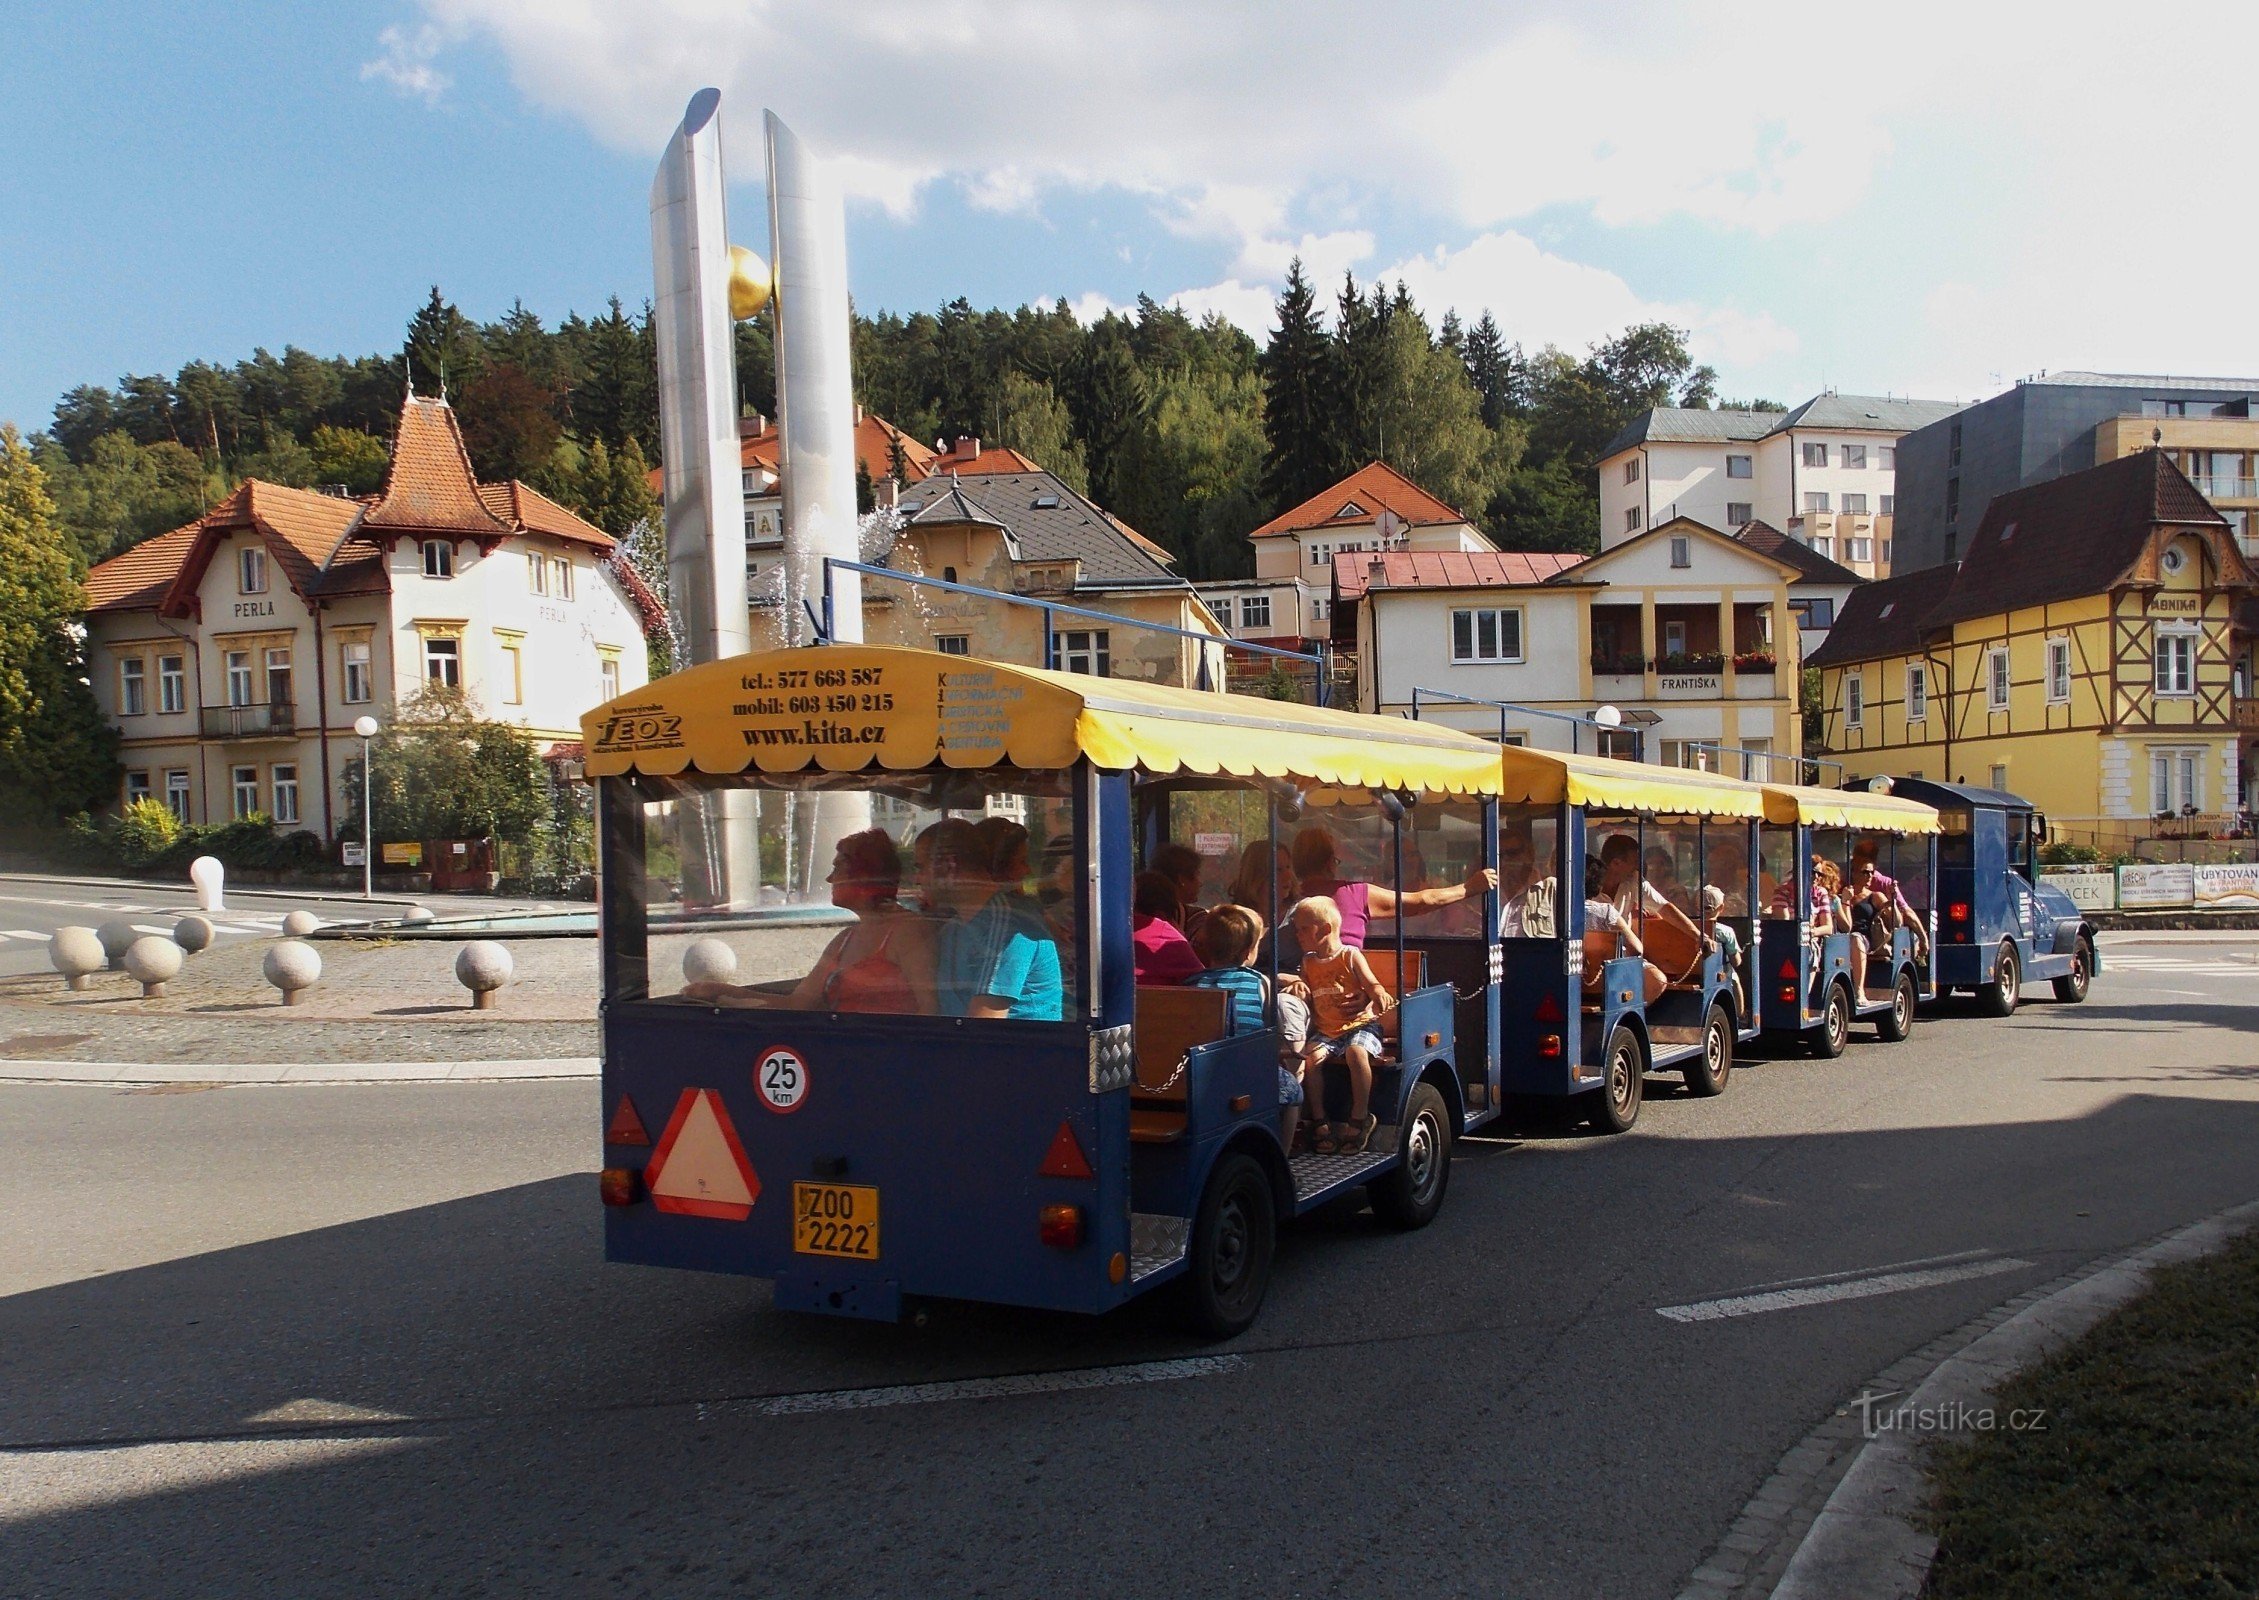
1289, 895, 1393, 1155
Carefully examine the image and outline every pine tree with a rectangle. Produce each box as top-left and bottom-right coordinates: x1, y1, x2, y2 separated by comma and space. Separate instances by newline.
404, 287, 484, 398
1258, 258, 1334, 513
1464, 312, 1517, 429
1077, 324, 1149, 513
0, 427, 120, 824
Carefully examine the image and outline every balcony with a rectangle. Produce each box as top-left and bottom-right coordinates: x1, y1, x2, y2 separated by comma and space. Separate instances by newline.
202, 703, 297, 740
2237, 697, 2259, 731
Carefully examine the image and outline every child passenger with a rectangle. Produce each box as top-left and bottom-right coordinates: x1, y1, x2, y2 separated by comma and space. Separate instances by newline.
1290, 895, 1393, 1155
1186, 906, 1314, 1150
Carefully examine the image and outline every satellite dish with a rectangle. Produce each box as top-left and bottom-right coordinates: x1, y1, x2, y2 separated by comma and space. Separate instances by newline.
1867, 775, 1894, 794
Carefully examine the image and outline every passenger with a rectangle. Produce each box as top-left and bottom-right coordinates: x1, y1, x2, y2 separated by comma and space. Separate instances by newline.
1226, 840, 1297, 921
1149, 842, 1211, 939
1699, 837, 1750, 1006
1581, 880, 1670, 1004
1186, 905, 1313, 1150
683, 828, 936, 1013
972, 816, 1038, 908
908, 817, 978, 917
1497, 823, 1558, 937
931, 824, 1065, 1020
1290, 825, 1496, 950
1036, 830, 1078, 946
1643, 846, 1696, 914
1808, 857, 1868, 997
1132, 870, 1206, 985
1598, 834, 1714, 976
1848, 841, 1928, 961
1290, 894, 1392, 1155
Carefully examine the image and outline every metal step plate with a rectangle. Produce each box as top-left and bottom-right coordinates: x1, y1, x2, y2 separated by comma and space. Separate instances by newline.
1290, 1141, 1395, 1204
1129, 1212, 1190, 1283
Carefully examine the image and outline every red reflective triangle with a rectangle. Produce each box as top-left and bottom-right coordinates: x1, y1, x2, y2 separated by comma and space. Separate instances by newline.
1533, 991, 1565, 1023
645, 1088, 761, 1220
606, 1094, 650, 1147
1038, 1120, 1095, 1180
1779, 958, 1800, 979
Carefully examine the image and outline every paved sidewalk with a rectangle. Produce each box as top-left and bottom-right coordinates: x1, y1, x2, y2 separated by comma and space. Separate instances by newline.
0, 1056, 595, 1086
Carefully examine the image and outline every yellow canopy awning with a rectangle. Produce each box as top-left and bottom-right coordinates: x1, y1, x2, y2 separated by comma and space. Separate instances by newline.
581, 645, 1506, 797
1495, 745, 1766, 819
1760, 782, 1941, 834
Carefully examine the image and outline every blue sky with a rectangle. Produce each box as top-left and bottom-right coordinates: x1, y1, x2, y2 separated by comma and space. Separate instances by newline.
9, 2, 2259, 436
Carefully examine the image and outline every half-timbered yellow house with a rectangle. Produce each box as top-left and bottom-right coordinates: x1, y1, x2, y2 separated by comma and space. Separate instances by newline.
1810, 450, 2256, 847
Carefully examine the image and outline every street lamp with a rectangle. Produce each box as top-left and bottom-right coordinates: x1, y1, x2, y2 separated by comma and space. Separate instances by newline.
353, 715, 379, 900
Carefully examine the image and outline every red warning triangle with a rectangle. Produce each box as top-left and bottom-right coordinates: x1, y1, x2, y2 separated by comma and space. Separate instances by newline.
605, 1094, 650, 1147
645, 1088, 761, 1220
1038, 1120, 1094, 1179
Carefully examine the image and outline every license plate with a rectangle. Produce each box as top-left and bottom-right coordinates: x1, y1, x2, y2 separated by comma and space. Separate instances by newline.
792, 1182, 880, 1260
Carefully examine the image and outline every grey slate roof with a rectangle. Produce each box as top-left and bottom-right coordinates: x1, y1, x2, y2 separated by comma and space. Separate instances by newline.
2027, 370, 2259, 390
895, 469, 1185, 590
1602, 407, 1779, 455
1601, 392, 1964, 459
1769, 393, 1964, 433
1733, 519, 1866, 586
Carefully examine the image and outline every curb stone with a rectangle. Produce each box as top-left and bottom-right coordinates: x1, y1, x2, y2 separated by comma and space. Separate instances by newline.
1673, 1196, 2259, 1600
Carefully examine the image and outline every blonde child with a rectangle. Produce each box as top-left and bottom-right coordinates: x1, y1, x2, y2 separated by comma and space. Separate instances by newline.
1290, 895, 1393, 1155
1186, 905, 1313, 1149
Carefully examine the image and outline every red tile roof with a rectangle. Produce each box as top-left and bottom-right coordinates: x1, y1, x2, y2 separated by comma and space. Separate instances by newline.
1332, 549, 1586, 600
476, 481, 615, 551
362, 397, 512, 537
82, 522, 200, 612
740, 412, 940, 482
1253, 461, 1469, 539
927, 444, 1044, 476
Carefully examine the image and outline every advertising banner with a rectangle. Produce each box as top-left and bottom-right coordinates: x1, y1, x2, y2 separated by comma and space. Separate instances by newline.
2040, 870, 2116, 911
2193, 862, 2259, 909
2116, 862, 2195, 909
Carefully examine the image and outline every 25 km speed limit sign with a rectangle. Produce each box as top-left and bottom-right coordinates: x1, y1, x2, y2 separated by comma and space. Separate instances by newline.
754, 1045, 810, 1114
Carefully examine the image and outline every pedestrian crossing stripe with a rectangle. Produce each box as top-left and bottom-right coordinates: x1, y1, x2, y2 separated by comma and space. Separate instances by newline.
0, 930, 49, 941
644, 1088, 760, 1220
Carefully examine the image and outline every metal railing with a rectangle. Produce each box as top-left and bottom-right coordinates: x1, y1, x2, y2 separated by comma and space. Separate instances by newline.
1676, 741, 1842, 783
201, 703, 296, 739
1408, 687, 1646, 762
817, 557, 1332, 702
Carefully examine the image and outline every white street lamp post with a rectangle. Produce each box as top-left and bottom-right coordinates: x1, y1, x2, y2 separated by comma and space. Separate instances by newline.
354, 715, 379, 900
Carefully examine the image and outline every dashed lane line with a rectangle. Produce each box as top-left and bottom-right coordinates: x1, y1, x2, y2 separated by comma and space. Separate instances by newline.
1657, 1255, 2036, 1323
724, 1356, 1248, 1417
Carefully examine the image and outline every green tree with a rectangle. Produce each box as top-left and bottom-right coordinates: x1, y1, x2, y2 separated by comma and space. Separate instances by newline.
1462, 312, 1519, 428
339, 687, 544, 846
404, 286, 484, 398
457, 361, 562, 481
573, 297, 658, 456
991, 371, 1089, 493
232, 430, 318, 489
1075, 320, 1150, 513
1259, 258, 1333, 514
307, 426, 389, 495
1490, 458, 1598, 554
39, 432, 214, 567
0, 427, 120, 824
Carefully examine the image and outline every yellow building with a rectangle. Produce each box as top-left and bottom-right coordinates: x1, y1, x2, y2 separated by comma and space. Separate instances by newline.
1811, 450, 2256, 848
748, 453, 1227, 687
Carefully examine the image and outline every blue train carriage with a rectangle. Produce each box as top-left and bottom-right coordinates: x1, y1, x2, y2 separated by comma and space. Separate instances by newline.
1754, 783, 1942, 1056
1489, 745, 1768, 1133
1859, 778, 2097, 1015
582, 644, 1506, 1338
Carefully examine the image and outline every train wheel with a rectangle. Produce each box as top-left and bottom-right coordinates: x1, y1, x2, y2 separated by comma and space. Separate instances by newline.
1682, 1003, 1734, 1098
1585, 1024, 1645, 1134
1371, 1081, 1452, 1230
1980, 942, 2021, 1017
1181, 1152, 1275, 1340
2051, 938, 2093, 1004
1875, 972, 1918, 1042
1812, 980, 1851, 1058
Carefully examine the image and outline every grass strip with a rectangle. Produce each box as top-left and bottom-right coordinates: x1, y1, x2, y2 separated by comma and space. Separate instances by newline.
1924, 1226, 2259, 1598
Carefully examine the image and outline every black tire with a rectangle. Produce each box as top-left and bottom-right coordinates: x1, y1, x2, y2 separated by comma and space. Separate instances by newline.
2051, 937, 2093, 1004
1683, 1003, 1734, 1097
1181, 1152, 1276, 1340
1812, 979, 1851, 1058
1370, 1081, 1453, 1230
1585, 1023, 1645, 1134
1874, 971, 1918, 1042
1980, 942, 2021, 1017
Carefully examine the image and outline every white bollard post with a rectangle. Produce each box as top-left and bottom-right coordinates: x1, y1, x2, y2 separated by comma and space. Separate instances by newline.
190, 855, 225, 912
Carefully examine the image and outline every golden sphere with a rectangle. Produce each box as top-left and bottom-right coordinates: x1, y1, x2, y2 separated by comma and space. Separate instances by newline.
728, 245, 772, 320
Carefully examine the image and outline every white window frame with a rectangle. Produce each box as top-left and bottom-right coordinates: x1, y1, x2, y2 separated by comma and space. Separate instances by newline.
2150, 747, 2203, 814
1668, 535, 1691, 569
1880, 495, 1896, 516
231, 765, 261, 820
1805, 491, 1831, 514
1059, 629, 1111, 677
1448, 606, 1524, 665
553, 556, 574, 600
264, 646, 293, 711
1846, 536, 1872, 562
933, 635, 971, 656
423, 635, 461, 689
1842, 444, 1867, 469
1240, 594, 1272, 629
163, 769, 191, 821
1906, 663, 1928, 722
1803, 442, 1828, 468
2045, 637, 2072, 704
239, 546, 267, 594
271, 764, 299, 826
124, 770, 152, 807
341, 639, 373, 704
529, 551, 548, 596
1842, 493, 1870, 515
1986, 647, 2012, 711
1879, 447, 1896, 470
599, 654, 621, 703
119, 656, 146, 716
158, 653, 186, 714
1623, 457, 1641, 484
225, 650, 254, 708
1624, 506, 1642, 533
1846, 674, 1865, 728
1726, 454, 1753, 479
1726, 501, 1753, 526
422, 539, 455, 579
2154, 627, 2197, 697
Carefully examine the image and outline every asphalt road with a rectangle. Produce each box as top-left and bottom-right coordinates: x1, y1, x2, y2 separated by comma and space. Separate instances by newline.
2, 934, 2255, 1598
0, 872, 556, 977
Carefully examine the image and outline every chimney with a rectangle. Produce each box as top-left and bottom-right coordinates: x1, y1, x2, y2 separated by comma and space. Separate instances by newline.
1367, 557, 1388, 589
855, 403, 865, 424
876, 477, 900, 511
950, 436, 981, 463
738, 413, 765, 439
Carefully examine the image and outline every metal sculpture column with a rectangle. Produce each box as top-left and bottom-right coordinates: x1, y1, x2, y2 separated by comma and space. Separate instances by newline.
651, 87, 757, 907
766, 111, 870, 886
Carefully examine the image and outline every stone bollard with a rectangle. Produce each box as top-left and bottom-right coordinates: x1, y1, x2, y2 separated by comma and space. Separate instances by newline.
455, 941, 513, 1010
124, 936, 183, 999
50, 926, 105, 991
682, 938, 738, 986
190, 854, 225, 912
173, 914, 215, 954
264, 940, 321, 1007
96, 918, 140, 970
401, 906, 436, 927
281, 909, 322, 938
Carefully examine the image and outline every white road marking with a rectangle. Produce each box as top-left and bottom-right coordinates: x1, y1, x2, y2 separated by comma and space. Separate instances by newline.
0, 930, 49, 941
736, 1355, 1247, 1417
1657, 1256, 2035, 1323
130, 924, 171, 936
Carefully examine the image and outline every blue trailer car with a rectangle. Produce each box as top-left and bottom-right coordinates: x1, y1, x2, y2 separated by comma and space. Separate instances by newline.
1863, 778, 2097, 1015
1755, 783, 1941, 1056
583, 645, 1506, 1337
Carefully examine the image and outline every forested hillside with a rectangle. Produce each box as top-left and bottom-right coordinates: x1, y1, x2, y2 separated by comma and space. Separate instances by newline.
26, 264, 1745, 581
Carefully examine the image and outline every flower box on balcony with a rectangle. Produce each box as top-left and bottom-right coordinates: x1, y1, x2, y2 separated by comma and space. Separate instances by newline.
1658, 651, 1725, 675
1732, 651, 1777, 673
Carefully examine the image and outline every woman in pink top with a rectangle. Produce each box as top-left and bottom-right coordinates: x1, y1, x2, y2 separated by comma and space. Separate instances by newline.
1288, 826, 1496, 950
1132, 871, 1205, 984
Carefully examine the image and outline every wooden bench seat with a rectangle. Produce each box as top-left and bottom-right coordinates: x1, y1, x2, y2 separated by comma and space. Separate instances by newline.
1129, 985, 1231, 1143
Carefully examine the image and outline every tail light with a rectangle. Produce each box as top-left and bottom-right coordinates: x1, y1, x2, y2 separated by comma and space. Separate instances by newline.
599, 1167, 644, 1207
1778, 985, 1798, 1004
1538, 1032, 1562, 1059
1949, 902, 1970, 923
1039, 1204, 1084, 1249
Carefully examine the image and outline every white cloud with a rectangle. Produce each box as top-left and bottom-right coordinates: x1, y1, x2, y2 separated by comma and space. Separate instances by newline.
360, 24, 454, 104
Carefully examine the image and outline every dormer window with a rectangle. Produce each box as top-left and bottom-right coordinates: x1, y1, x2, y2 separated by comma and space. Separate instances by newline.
1334, 501, 1365, 519
239, 547, 268, 594
423, 539, 455, 578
